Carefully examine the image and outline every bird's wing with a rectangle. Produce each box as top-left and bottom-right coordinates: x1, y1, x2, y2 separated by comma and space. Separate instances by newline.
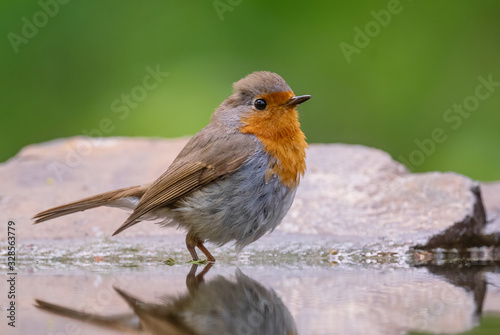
112, 127, 256, 235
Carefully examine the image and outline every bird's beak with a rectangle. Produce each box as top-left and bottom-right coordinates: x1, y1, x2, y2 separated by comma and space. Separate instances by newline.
284, 95, 311, 107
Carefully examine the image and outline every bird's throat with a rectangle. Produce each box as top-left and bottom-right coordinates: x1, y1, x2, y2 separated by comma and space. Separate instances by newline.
239, 106, 307, 188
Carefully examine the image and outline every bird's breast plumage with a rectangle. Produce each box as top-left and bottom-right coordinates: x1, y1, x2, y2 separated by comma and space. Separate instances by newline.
167, 142, 297, 250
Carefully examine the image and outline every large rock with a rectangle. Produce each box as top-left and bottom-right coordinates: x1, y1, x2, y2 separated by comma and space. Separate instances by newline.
284, 144, 486, 250
0, 137, 493, 255
481, 182, 500, 236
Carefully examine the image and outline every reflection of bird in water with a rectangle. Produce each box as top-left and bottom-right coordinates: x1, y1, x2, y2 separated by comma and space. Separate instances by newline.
35, 265, 298, 335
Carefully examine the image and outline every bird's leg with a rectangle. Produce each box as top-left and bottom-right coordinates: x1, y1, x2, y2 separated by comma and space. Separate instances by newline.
186, 232, 199, 261
186, 231, 216, 262
196, 241, 216, 263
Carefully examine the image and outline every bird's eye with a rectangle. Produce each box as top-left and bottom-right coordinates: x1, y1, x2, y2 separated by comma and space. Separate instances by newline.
254, 99, 267, 111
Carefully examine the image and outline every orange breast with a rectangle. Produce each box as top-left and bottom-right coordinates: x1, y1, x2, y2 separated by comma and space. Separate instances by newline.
239, 92, 307, 188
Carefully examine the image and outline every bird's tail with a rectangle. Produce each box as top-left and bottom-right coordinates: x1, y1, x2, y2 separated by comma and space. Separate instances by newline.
32, 185, 148, 224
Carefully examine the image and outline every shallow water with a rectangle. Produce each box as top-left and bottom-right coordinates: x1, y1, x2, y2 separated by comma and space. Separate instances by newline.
2, 237, 500, 335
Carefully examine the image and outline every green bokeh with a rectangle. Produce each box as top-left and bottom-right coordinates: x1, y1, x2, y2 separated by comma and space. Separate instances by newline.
410, 315, 500, 335
1, 0, 499, 181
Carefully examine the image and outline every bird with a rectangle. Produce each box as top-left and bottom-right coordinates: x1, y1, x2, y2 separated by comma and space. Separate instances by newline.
33, 71, 310, 262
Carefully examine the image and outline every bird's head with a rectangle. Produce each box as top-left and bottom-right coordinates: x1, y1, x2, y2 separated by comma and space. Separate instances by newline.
214, 71, 310, 187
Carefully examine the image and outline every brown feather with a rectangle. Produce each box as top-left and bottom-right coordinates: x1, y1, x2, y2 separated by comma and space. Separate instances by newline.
32, 185, 147, 224
112, 126, 256, 235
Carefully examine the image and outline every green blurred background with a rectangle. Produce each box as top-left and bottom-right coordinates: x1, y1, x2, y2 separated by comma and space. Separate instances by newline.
1, 0, 499, 181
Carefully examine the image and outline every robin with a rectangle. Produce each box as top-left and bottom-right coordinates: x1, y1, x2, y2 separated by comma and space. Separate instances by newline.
33, 71, 310, 262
